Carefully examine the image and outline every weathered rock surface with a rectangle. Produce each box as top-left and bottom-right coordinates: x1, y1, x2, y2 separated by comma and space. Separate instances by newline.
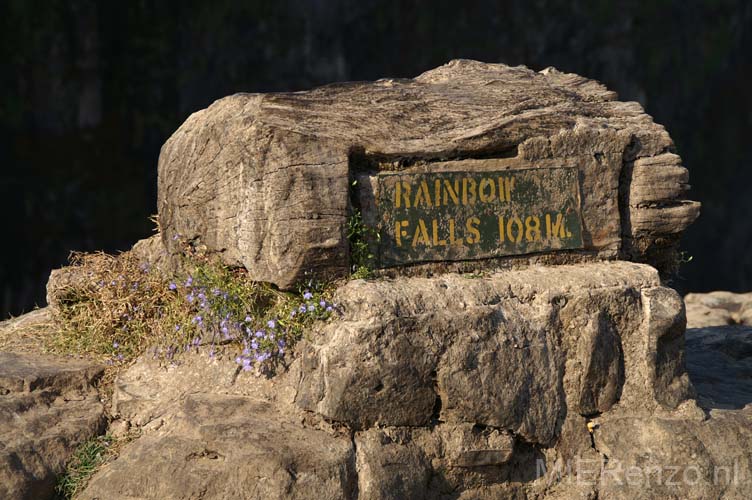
0, 307, 54, 354
81, 353, 538, 499
81, 394, 357, 500
575, 319, 752, 499
157, 59, 699, 289
685, 290, 752, 328
0, 352, 105, 500
64, 273, 752, 499
592, 405, 752, 500
686, 325, 752, 410
295, 261, 690, 446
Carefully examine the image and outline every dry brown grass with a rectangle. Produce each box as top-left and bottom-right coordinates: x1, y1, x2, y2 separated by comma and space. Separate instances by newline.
0, 308, 56, 354
44, 244, 338, 369
48, 250, 194, 362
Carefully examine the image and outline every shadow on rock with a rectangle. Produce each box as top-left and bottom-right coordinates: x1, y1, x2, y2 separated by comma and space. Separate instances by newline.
686, 325, 752, 409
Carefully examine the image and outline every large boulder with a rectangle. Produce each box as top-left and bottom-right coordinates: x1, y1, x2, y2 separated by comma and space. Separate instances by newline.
157, 59, 699, 289
294, 261, 691, 445
0, 352, 105, 500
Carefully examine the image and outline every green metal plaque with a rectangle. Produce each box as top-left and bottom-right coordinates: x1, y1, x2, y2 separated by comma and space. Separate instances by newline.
376, 167, 583, 267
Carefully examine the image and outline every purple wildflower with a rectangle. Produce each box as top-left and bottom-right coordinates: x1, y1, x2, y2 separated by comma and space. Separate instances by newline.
326, 306, 333, 312
169, 282, 177, 290
319, 300, 326, 307
185, 276, 193, 287
303, 291, 313, 300
113, 341, 119, 349
267, 319, 276, 329
244, 315, 252, 323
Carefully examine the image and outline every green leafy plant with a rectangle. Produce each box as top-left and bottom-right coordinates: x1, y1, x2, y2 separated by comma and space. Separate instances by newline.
347, 208, 378, 279
55, 435, 114, 499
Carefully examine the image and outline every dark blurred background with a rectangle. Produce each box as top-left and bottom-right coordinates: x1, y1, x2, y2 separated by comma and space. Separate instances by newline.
2, 0, 751, 317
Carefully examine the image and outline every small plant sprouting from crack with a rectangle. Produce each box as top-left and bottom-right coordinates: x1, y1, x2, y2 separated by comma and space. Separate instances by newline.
55, 435, 114, 499
347, 208, 375, 279
347, 180, 380, 280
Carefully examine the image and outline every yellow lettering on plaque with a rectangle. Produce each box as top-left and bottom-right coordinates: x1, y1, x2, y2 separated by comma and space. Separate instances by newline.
412, 219, 431, 247
432, 219, 447, 246
505, 177, 515, 202
413, 180, 433, 207
443, 179, 460, 206
448, 218, 461, 246
507, 216, 524, 243
395, 220, 409, 247
479, 178, 496, 203
395, 181, 411, 208
465, 216, 481, 244
462, 178, 477, 205
525, 216, 541, 242
545, 213, 566, 239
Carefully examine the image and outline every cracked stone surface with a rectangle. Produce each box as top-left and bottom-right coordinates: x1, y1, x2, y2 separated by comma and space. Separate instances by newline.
0, 351, 106, 500
294, 261, 690, 446
74, 260, 746, 500
157, 59, 698, 289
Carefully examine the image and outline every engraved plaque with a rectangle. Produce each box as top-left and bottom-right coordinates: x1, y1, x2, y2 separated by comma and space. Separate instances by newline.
376, 167, 584, 266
